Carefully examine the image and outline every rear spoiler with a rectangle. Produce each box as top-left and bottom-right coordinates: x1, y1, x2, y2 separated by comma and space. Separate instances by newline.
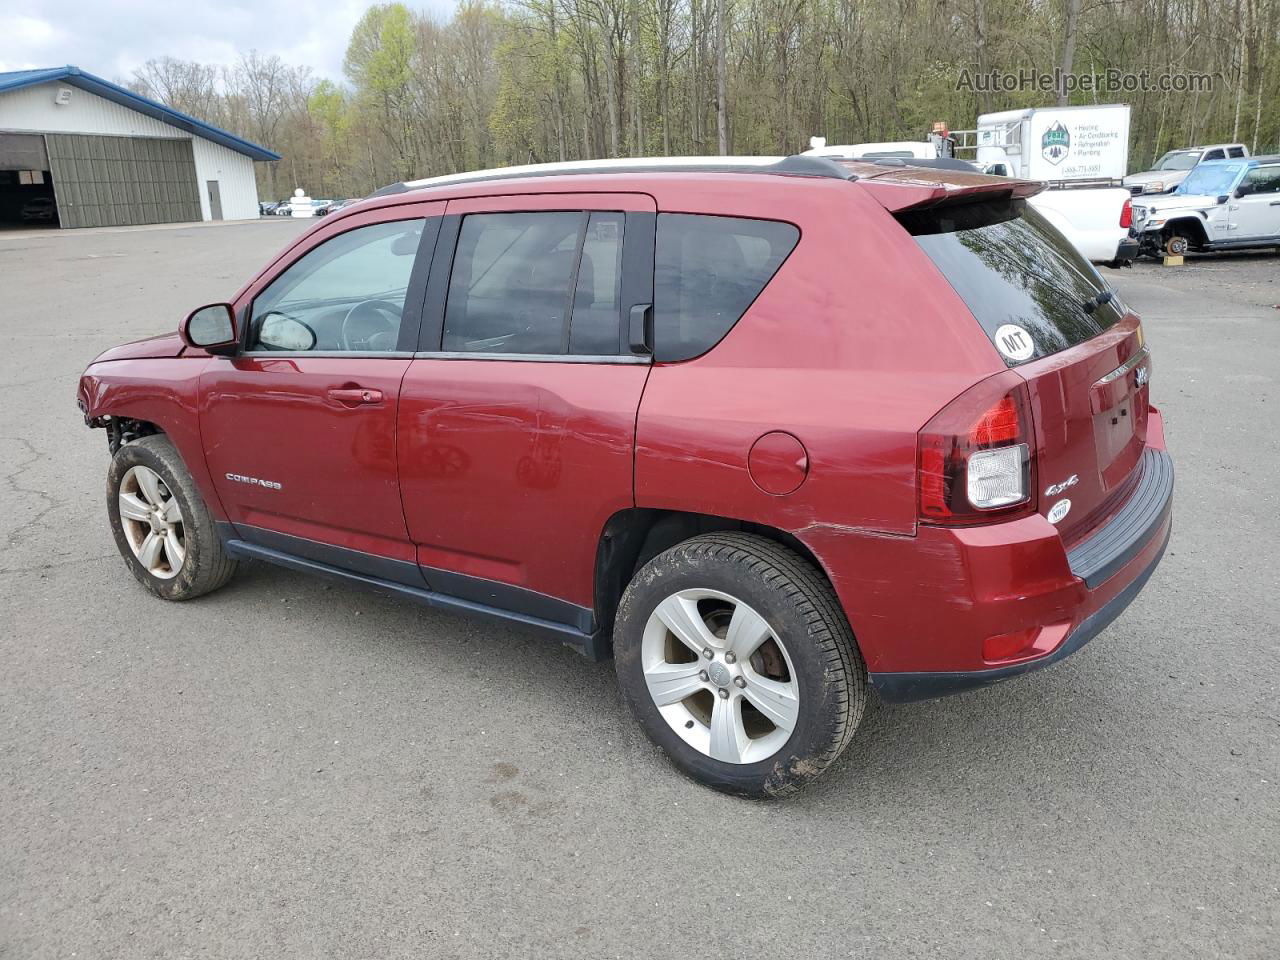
835, 159, 1046, 213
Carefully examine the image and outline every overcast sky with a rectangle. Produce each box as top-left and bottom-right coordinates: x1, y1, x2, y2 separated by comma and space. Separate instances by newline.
1, 1, 456, 86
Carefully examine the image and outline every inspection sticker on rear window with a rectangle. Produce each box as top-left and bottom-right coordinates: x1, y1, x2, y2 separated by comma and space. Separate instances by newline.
993, 324, 1034, 362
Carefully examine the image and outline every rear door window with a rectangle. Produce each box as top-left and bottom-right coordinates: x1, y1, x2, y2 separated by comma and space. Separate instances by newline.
902, 199, 1124, 365
442, 211, 625, 356
653, 214, 799, 362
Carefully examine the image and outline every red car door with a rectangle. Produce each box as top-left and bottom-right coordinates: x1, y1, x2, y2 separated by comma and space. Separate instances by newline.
398, 192, 656, 627
201, 202, 444, 577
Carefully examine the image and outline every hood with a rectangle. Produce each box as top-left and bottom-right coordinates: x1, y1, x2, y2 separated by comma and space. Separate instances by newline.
89, 331, 187, 364
1123, 169, 1190, 190
1134, 191, 1223, 214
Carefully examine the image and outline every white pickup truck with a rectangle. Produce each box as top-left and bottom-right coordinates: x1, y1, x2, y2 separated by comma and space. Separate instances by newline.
1028, 183, 1136, 265
802, 141, 1136, 265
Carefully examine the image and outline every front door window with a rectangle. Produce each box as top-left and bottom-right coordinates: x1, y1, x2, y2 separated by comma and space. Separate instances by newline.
249, 219, 427, 353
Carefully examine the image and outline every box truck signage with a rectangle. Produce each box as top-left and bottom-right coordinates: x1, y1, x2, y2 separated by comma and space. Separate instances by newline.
1026, 106, 1129, 180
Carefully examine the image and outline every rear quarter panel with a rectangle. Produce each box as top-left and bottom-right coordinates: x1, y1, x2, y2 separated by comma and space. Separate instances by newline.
634, 176, 1003, 540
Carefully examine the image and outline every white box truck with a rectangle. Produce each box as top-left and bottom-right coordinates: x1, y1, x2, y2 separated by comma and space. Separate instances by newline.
975, 104, 1131, 182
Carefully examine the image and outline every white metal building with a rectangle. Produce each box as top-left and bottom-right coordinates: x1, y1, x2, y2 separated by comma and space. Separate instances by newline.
0, 65, 279, 229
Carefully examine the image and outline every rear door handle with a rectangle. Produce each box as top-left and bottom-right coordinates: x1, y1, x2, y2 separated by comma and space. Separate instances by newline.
327, 387, 383, 406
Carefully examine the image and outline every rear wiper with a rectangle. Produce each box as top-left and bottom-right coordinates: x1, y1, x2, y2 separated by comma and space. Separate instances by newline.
1081, 290, 1115, 314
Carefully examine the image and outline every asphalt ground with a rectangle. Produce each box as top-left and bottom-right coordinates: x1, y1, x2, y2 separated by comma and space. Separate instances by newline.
1, 218, 1276, 958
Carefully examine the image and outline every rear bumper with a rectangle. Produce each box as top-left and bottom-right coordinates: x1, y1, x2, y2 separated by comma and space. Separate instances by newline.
866, 443, 1173, 703
801, 408, 1173, 703
1108, 237, 1140, 265
869, 517, 1170, 703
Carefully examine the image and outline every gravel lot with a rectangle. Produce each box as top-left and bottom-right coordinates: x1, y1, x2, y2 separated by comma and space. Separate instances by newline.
1, 219, 1276, 959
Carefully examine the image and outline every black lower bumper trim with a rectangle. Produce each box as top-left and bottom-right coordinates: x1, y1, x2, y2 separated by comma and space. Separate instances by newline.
1068, 448, 1173, 589
869, 521, 1170, 704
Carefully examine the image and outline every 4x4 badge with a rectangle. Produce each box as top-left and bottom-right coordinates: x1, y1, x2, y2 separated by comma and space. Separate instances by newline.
1045, 474, 1079, 497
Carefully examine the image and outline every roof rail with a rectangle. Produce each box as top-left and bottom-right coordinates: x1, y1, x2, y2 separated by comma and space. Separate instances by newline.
369, 154, 856, 198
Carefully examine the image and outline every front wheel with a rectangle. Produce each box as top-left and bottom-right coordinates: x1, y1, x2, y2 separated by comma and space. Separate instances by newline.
1165, 233, 1190, 257
613, 533, 866, 798
107, 434, 236, 600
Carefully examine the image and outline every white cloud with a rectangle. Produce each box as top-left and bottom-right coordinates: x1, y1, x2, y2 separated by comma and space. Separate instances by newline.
0, 0, 458, 85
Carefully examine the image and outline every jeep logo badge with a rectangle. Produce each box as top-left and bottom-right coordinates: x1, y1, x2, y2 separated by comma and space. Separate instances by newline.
1042, 121, 1070, 165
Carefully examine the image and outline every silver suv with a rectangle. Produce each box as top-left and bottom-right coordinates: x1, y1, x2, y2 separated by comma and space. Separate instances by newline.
1130, 157, 1280, 257
1124, 144, 1250, 196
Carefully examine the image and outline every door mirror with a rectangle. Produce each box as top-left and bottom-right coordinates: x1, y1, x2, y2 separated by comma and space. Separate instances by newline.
181, 303, 237, 355
1234, 185, 1251, 199
257, 313, 318, 351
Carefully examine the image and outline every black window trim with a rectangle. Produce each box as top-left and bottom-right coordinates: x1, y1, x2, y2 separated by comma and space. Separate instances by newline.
237, 212, 442, 358
417, 207, 655, 362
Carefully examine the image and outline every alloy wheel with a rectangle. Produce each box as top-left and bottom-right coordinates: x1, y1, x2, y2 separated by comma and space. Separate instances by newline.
118, 465, 186, 579
640, 588, 800, 764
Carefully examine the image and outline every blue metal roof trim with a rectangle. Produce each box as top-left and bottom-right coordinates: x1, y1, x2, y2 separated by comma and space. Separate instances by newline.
0, 65, 281, 162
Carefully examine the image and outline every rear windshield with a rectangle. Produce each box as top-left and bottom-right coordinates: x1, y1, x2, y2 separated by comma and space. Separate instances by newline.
902, 198, 1123, 365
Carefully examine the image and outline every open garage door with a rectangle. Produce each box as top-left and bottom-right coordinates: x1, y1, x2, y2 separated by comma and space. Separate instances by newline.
45, 134, 201, 228
0, 133, 57, 228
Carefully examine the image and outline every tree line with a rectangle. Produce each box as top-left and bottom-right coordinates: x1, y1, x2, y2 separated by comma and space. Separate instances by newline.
128, 0, 1280, 200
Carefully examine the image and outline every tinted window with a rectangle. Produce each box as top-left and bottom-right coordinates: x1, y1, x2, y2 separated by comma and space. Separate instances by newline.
653, 214, 799, 362
443, 211, 624, 356
1242, 166, 1280, 195
249, 219, 425, 352
905, 199, 1123, 365
1228, 146, 1247, 158
570, 212, 625, 355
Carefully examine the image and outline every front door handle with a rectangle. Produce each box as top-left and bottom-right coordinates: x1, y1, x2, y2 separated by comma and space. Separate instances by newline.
327, 386, 383, 406
1270, 199, 1280, 206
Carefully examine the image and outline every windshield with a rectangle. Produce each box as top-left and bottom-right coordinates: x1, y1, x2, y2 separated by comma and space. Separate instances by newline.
902, 199, 1123, 365
1175, 162, 1245, 197
1155, 151, 1199, 172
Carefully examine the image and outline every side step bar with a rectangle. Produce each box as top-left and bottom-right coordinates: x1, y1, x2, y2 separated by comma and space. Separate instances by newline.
222, 538, 608, 661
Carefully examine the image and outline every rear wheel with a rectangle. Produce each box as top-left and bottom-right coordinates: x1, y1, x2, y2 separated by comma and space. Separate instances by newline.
107, 435, 236, 600
613, 533, 865, 798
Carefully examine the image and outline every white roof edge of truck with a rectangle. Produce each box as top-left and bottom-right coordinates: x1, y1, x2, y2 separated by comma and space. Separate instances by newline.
978, 104, 1131, 123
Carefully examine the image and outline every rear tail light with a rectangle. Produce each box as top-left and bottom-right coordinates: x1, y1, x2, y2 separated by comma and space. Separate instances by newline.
1119, 198, 1133, 229
918, 371, 1036, 525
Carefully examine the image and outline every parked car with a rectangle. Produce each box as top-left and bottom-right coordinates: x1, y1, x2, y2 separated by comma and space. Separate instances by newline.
1130, 155, 1280, 257
273, 200, 294, 216
20, 196, 57, 223
1124, 143, 1250, 196
77, 155, 1172, 797
311, 198, 336, 215
259, 201, 279, 216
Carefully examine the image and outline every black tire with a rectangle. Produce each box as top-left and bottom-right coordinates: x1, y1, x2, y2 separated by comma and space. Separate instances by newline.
106, 434, 236, 601
613, 533, 866, 798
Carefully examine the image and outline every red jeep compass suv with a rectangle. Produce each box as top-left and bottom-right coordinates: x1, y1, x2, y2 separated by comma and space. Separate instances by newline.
78, 156, 1172, 797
